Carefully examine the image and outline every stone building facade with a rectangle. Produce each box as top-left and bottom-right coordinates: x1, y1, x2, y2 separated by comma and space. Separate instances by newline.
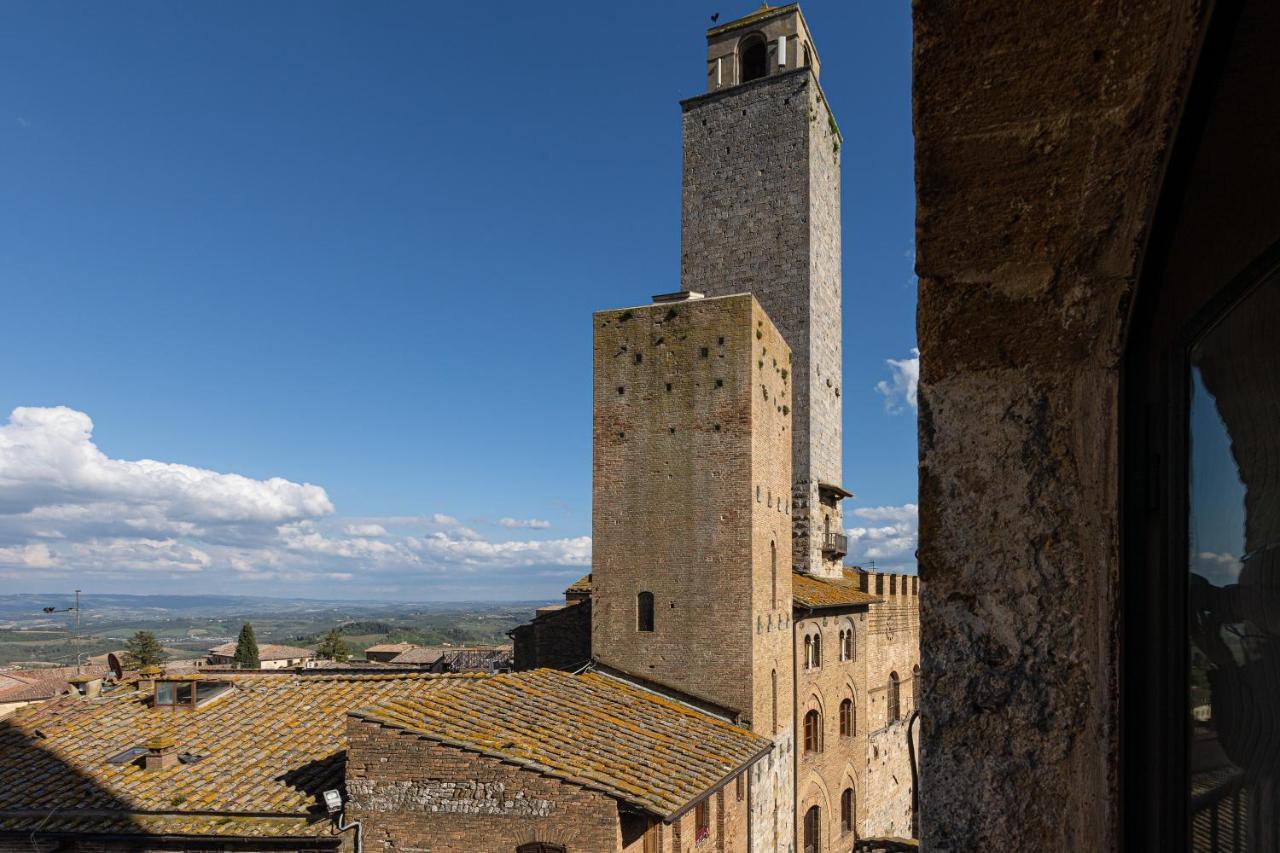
681, 2, 847, 580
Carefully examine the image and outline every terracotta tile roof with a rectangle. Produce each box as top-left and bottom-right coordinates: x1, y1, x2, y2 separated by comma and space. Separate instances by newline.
792, 567, 880, 610
0, 671, 475, 838
363, 642, 415, 654
0, 665, 111, 704
385, 646, 445, 665
564, 572, 592, 596
206, 642, 314, 660
354, 669, 771, 820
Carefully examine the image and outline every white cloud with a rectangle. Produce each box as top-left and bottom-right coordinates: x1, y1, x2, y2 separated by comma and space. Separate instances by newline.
875, 349, 919, 414
1196, 551, 1242, 583
0, 406, 332, 521
0, 406, 594, 591
497, 517, 551, 529
343, 523, 388, 537
846, 503, 917, 569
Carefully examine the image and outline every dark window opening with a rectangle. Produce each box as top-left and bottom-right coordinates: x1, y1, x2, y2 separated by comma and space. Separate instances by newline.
803, 805, 821, 853
841, 787, 854, 834
741, 35, 767, 82
635, 353, 642, 364
637, 591, 655, 632
695, 798, 710, 842
840, 698, 854, 737
804, 709, 822, 753
516, 845, 566, 853
700, 346, 709, 358
887, 672, 900, 723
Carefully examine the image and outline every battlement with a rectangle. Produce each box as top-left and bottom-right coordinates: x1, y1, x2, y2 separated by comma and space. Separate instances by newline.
855, 569, 920, 599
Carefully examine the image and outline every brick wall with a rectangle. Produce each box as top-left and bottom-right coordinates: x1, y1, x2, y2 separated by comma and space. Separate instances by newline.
511, 599, 591, 671
345, 717, 621, 853
794, 606, 867, 850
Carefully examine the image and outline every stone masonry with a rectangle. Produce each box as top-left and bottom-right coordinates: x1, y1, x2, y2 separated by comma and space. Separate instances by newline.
681, 7, 845, 580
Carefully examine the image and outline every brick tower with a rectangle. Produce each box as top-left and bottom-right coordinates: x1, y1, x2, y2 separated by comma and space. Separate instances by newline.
680, 3, 848, 579
591, 292, 795, 853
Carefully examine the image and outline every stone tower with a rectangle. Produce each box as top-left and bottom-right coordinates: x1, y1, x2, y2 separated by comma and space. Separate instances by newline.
591, 292, 795, 853
680, 3, 848, 579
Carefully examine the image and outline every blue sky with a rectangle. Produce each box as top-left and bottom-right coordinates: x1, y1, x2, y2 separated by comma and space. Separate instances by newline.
0, 1, 917, 600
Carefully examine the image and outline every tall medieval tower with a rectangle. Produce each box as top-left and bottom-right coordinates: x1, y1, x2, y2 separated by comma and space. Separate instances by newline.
680, 3, 847, 579
591, 293, 796, 853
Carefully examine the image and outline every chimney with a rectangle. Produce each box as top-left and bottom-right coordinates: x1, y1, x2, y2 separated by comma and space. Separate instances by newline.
137, 665, 162, 694
68, 675, 102, 698
144, 736, 179, 771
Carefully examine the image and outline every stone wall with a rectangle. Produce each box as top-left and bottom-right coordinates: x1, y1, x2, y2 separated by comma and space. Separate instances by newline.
680, 68, 845, 579
861, 574, 919, 841
345, 717, 621, 852
912, 0, 1209, 847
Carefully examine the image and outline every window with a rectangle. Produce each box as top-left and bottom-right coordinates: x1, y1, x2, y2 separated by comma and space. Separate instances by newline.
770, 540, 777, 608
803, 805, 821, 853
841, 627, 854, 661
839, 698, 854, 736
804, 635, 812, 669
887, 672, 900, 723
516, 845, 565, 853
736, 771, 744, 802
637, 591, 654, 632
803, 709, 821, 753
695, 798, 710, 842
740, 34, 767, 82
771, 669, 778, 733
812, 632, 822, 668
841, 787, 854, 834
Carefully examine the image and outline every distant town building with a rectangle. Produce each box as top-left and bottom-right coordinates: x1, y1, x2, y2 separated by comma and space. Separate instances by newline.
204, 642, 315, 670
362, 642, 415, 663
0, 664, 114, 719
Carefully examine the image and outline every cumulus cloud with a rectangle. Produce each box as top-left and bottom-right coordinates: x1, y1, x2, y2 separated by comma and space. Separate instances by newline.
497, 517, 551, 529
875, 349, 919, 414
1196, 551, 1243, 583
0, 406, 594, 592
0, 406, 333, 521
343, 523, 388, 537
846, 503, 917, 569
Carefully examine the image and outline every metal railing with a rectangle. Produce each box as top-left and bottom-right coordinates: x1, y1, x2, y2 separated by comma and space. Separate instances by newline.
1191, 771, 1247, 852
823, 532, 848, 556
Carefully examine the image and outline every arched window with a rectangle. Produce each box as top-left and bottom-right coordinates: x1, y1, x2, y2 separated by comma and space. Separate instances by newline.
839, 698, 854, 736
887, 672, 900, 723
637, 591, 654, 632
842, 626, 855, 661
803, 635, 812, 669
841, 787, 854, 834
517, 845, 566, 853
803, 709, 821, 753
771, 668, 778, 733
812, 632, 822, 667
770, 539, 777, 608
803, 805, 821, 853
740, 34, 767, 83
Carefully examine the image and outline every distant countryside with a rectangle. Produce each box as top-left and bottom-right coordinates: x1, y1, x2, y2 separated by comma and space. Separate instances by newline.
0, 594, 539, 667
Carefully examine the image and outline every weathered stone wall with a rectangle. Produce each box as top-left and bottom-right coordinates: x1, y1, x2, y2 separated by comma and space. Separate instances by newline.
794, 607, 867, 851
912, 0, 1208, 848
680, 68, 845, 579
345, 717, 621, 852
704, 6, 821, 94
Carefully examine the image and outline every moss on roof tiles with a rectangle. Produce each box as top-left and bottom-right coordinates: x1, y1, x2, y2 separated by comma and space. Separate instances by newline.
352, 669, 771, 820
792, 567, 880, 610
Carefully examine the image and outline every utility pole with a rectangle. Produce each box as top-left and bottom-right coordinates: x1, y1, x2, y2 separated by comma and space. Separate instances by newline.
74, 589, 82, 674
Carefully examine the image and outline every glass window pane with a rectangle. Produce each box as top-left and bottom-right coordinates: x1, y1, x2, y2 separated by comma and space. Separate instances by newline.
154, 682, 175, 705
1188, 272, 1280, 850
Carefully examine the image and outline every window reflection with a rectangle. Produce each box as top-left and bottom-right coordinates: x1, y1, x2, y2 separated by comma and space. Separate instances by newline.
1188, 272, 1280, 851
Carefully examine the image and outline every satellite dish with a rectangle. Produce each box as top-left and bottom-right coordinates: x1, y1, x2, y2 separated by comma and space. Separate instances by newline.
107, 653, 124, 680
